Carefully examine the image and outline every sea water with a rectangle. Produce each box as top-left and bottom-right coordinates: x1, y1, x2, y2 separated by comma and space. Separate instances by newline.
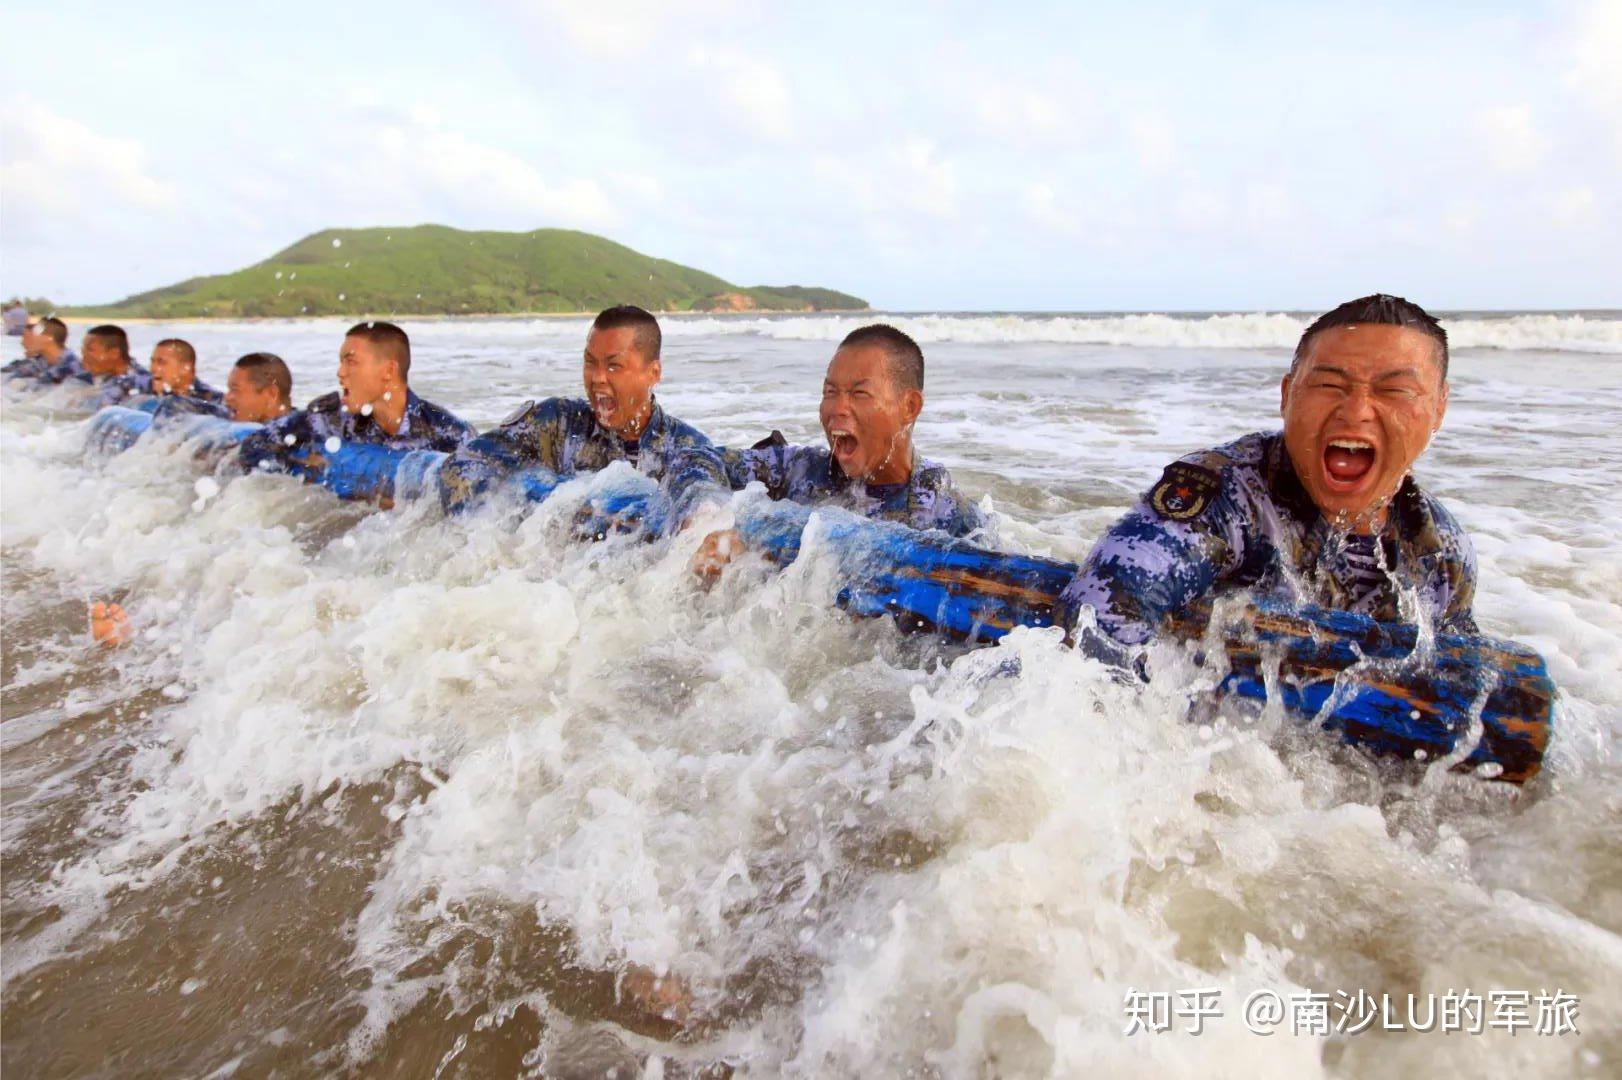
2, 311, 1619, 1077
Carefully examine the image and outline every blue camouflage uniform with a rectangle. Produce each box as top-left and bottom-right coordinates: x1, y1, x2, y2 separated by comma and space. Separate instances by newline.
1059, 431, 1478, 648
238, 389, 476, 472
147, 393, 232, 421
439, 396, 728, 524
4, 348, 81, 383
723, 432, 983, 538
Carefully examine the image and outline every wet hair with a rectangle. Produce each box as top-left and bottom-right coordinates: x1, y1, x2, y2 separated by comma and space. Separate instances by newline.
590, 304, 661, 363
838, 323, 925, 393
31, 316, 68, 346
1293, 294, 1449, 381
234, 352, 293, 406
345, 320, 411, 379
154, 338, 197, 367
86, 324, 130, 360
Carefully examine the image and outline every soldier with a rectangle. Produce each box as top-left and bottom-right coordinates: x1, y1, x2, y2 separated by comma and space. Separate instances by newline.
1059, 293, 1476, 657
5, 316, 76, 381
238, 321, 475, 475
439, 305, 728, 527
149, 352, 294, 424
692, 323, 982, 580
65, 324, 143, 390
96, 338, 225, 408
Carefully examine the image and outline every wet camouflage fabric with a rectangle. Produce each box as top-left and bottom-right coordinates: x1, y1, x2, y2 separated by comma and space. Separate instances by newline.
1059, 431, 1478, 646
722, 436, 983, 538
147, 394, 232, 422
3, 350, 70, 381
439, 396, 728, 524
38, 350, 88, 384
93, 372, 224, 409
238, 389, 476, 472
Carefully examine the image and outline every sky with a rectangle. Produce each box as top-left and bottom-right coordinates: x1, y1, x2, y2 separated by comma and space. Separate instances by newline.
2, 0, 1619, 311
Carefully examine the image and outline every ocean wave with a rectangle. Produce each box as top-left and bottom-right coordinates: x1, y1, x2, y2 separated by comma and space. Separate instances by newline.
658, 311, 1622, 353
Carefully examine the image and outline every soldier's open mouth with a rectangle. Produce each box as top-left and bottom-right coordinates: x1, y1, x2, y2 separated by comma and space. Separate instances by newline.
1323, 437, 1376, 486
592, 393, 616, 421
828, 430, 859, 459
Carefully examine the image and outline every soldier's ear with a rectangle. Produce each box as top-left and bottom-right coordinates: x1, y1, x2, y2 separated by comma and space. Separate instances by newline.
902, 388, 923, 425
1279, 374, 1292, 417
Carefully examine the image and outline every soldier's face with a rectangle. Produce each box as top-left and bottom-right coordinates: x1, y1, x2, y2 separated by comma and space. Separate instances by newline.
227, 368, 285, 424
820, 344, 922, 482
21, 322, 44, 356
583, 326, 661, 432
1281, 324, 1448, 529
337, 336, 396, 413
82, 335, 127, 377
150, 345, 195, 395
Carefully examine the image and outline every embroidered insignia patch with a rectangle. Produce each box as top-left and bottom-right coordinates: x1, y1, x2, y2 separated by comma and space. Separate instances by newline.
1148, 462, 1221, 521
501, 399, 536, 427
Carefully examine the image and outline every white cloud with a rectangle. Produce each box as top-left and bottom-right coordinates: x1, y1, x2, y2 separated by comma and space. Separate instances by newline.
890, 139, 959, 219
1549, 186, 1598, 228
1023, 182, 1078, 235
686, 46, 795, 142
0, 98, 177, 230
1442, 201, 1481, 234
1565, 0, 1622, 155
513, 0, 739, 57
1126, 114, 1178, 174
1474, 104, 1545, 171
972, 82, 1075, 143
338, 106, 618, 228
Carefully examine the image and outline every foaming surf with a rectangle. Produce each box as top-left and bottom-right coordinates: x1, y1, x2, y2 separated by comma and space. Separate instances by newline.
3, 316, 1619, 1076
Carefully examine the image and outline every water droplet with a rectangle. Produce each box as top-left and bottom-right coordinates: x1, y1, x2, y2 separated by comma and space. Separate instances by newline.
359, 402, 374, 416
382, 391, 392, 402
331, 238, 342, 248
338, 293, 346, 301
812, 695, 828, 713
282, 433, 297, 446
193, 477, 220, 501
289, 272, 297, 280
341, 535, 357, 549
324, 436, 342, 453
274, 271, 283, 279
180, 978, 202, 995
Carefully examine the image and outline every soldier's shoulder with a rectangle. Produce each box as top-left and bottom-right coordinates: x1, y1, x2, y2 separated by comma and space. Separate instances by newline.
415, 395, 473, 427
662, 411, 718, 447
1140, 433, 1272, 524
913, 458, 962, 490
306, 391, 342, 414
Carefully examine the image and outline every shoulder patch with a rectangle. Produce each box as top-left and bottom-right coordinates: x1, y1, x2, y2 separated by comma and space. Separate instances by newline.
1148, 461, 1221, 521
501, 399, 536, 427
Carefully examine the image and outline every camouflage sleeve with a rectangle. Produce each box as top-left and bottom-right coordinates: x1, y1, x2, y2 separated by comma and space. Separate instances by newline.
237, 410, 310, 474
151, 395, 231, 422
422, 405, 478, 453
1429, 501, 1479, 635
722, 443, 791, 493
916, 466, 984, 539
437, 398, 568, 513
1059, 462, 1242, 649
663, 435, 732, 528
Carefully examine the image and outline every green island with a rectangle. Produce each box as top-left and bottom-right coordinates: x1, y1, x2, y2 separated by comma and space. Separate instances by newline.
63, 225, 867, 318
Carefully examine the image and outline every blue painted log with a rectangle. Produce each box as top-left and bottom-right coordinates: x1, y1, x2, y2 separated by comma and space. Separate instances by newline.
85, 405, 259, 458
734, 500, 1552, 783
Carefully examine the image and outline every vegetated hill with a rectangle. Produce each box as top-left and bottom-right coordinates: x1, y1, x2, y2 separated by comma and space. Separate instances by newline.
75, 226, 867, 318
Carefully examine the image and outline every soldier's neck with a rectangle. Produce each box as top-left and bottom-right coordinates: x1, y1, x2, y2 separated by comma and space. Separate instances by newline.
864, 434, 915, 486
373, 387, 408, 435
614, 395, 655, 443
